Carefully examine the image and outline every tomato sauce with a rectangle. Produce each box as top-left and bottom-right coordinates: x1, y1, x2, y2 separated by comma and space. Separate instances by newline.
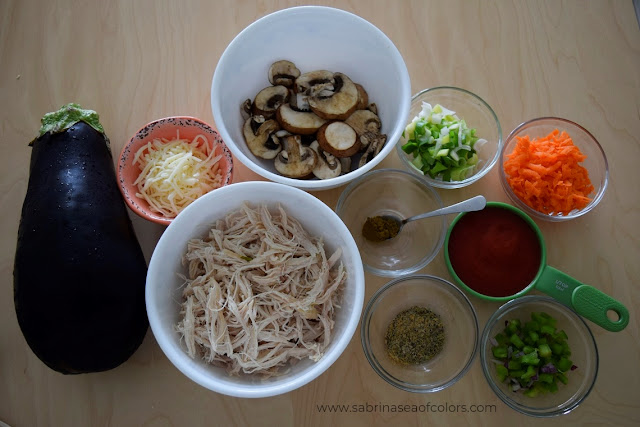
447, 206, 541, 297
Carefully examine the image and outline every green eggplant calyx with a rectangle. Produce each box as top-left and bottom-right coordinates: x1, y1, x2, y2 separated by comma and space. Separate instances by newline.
32, 103, 105, 145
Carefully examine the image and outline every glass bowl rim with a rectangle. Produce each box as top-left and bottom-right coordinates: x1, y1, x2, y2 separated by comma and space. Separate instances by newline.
480, 295, 599, 417
360, 274, 480, 393
498, 116, 609, 222
396, 85, 503, 189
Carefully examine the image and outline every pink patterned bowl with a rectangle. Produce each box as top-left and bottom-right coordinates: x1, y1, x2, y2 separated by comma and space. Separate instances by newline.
118, 116, 234, 226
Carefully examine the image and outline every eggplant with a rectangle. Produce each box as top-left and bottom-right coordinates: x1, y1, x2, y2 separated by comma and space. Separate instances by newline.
14, 103, 148, 374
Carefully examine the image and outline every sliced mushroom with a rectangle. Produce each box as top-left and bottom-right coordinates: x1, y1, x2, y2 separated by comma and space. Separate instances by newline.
252, 85, 290, 118
290, 92, 311, 112
274, 129, 291, 138
310, 140, 341, 179
268, 129, 293, 154
308, 73, 359, 120
242, 117, 282, 159
240, 62, 385, 180
276, 103, 327, 135
359, 131, 380, 149
345, 109, 385, 149
295, 70, 335, 95
268, 60, 301, 88
345, 109, 382, 137
339, 157, 352, 175
355, 84, 369, 110
317, 121, 360, 158
240, 99, 252, 121
358, 133, 387, 168
274, 135, 318, 178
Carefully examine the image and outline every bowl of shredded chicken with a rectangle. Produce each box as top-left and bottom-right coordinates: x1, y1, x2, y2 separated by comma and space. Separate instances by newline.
146, 181, 365, 397
118, 116, 234, 225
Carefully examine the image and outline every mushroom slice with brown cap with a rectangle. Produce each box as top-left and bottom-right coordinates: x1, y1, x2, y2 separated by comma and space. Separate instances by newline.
355, 84, 369, 110
268, 60, 301, 88
276, 104, 327, 135
290, 92, 311, 112
317, 121, 360, 158
345, 109, 382, 137
339, 157, 352, 175
274, 135, 318, 178
345, 109, 384, 149
308, 73, 359, 120
242, 117, 282, 159
252, 85, 290, 118
310, 140, 341, 179
358, 133, 387, 168
240, 99, 252, 120
295, 70, 335, 95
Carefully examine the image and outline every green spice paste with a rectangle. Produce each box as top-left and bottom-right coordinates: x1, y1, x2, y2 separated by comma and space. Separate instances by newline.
362, 216, 400, 242
385, 306, 445, 365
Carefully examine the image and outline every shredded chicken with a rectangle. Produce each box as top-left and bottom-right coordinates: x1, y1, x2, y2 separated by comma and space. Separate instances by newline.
175, 203, 346, 376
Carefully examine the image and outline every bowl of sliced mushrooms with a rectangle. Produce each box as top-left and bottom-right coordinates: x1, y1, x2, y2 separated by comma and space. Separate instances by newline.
211, 6, 411, 190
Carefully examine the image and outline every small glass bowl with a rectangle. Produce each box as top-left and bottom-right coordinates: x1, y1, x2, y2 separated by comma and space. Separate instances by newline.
361, 275, 479, 393
396, 86, 502, 189
335, 169, 446, 277
481, 296, 598, 417
499, 117, 608, 221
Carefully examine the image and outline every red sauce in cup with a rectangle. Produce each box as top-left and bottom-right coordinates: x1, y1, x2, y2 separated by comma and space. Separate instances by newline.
447, 206, 541, 297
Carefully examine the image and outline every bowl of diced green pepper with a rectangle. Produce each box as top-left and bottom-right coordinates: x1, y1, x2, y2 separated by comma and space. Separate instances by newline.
396, 86, 502, 189
480, 296, 598, 417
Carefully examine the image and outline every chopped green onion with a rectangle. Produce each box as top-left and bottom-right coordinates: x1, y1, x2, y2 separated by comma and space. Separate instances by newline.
402, 102, 484, 181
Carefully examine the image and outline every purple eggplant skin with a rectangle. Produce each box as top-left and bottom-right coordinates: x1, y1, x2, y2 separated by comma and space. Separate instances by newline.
14, 121, 148, 374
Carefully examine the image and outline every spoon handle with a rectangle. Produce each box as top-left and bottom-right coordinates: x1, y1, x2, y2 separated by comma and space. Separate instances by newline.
404, 195, 487, 224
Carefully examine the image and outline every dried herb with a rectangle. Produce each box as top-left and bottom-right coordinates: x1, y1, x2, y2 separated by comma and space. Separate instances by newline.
385, 306, 445, 365
362, 216, 400, 242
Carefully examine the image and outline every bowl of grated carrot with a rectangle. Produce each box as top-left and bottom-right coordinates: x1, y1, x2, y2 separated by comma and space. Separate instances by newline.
499, 117, 609, 222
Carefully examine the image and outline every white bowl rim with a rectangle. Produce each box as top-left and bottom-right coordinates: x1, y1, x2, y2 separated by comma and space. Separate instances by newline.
210, 5, 411, 190
146, 181, 365, 397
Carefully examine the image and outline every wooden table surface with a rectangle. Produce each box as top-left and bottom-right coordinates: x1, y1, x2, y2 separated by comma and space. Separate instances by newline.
1, 1, 639, 426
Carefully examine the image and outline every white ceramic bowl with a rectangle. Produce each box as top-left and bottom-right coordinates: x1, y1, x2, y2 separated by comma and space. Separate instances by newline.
146, 181, 365, 398
211, 6, 411, 190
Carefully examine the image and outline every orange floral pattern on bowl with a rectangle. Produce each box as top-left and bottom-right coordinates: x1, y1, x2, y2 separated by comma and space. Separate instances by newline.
117, 116, 234, 226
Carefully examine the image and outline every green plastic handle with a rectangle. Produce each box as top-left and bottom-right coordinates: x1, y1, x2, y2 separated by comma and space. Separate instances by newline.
535, 266, 629, 332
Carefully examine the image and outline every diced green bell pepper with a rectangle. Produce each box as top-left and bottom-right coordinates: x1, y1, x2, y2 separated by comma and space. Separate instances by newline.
496, 364, 508, 382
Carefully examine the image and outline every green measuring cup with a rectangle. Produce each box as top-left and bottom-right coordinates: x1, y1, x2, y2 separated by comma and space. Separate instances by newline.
444, 202, 629, 332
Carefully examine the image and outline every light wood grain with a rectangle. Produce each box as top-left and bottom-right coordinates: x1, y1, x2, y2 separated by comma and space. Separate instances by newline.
1, 0, 639, 426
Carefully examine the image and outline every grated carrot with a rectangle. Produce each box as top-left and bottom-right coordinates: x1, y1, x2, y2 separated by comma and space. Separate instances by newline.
504, 129, 594, 215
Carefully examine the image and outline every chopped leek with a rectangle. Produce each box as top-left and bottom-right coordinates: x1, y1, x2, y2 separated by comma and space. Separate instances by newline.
401, 102, 485, 181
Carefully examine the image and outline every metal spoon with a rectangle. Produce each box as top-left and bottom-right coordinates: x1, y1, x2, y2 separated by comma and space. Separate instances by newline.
364, 195, 487, 242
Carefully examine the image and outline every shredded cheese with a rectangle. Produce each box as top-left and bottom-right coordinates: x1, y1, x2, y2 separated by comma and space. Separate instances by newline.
133, 131, 223, 218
